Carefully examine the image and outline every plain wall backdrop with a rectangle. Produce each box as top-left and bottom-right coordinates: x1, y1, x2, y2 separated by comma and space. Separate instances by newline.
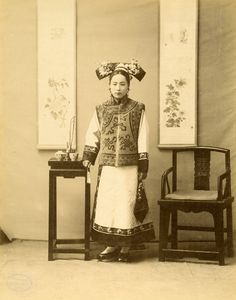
0, 0, 235, 241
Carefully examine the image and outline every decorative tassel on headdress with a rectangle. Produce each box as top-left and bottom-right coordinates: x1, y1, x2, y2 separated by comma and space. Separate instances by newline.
95, 59, 146, 81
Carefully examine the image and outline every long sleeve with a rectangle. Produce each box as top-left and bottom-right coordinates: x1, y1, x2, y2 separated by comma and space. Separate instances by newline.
82, 110, 101, 165
138, 109, 149, 173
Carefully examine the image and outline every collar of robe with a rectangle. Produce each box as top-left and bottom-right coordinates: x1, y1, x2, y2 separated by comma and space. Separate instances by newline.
111, 95, 129, 106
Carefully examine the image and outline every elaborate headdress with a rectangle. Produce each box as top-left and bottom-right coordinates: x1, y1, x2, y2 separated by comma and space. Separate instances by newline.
95, 59, 146, 81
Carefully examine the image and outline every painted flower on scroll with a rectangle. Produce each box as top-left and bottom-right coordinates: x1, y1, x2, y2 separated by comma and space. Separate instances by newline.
44, 78, 70, 127
163, 78, 186, 127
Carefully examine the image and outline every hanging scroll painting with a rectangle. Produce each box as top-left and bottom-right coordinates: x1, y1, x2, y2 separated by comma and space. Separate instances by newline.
37, 0, 76, 149
159, 0, 198, 147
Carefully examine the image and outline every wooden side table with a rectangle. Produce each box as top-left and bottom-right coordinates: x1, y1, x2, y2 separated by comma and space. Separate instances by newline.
48, 158, 91, 261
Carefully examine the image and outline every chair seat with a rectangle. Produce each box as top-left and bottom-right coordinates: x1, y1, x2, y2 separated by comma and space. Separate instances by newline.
165, 189, 218, 201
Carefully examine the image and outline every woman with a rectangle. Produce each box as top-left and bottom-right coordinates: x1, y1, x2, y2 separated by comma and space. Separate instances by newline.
82, 60, 155, 262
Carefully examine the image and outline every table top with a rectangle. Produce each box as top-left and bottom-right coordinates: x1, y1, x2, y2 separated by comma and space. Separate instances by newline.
48, 158, 85, 169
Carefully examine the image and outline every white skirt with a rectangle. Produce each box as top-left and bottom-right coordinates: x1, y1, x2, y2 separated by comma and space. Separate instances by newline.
91, 165, 155, 245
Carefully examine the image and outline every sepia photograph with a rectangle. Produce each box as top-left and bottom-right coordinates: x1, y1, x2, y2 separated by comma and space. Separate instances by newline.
0, 0, 236, 299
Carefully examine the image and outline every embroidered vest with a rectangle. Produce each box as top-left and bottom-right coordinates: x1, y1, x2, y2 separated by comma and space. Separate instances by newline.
96, 98, 145, 167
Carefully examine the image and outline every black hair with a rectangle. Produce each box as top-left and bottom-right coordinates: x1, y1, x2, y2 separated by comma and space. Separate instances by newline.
109, 69, 130, 87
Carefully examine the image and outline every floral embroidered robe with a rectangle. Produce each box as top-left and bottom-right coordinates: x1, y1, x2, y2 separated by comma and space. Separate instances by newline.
83, 96, 155, 245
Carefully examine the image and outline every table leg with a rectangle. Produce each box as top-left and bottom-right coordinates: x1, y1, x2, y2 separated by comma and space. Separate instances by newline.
84, 176, 91, 260
48, 171, 57, 261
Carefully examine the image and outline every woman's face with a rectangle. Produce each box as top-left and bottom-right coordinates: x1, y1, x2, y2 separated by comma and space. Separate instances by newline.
109, 74, 129, 100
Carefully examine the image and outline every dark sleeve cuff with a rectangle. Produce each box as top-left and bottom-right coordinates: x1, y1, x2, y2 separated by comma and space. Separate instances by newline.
138, 152, 149, 173
82, 145, 99, 165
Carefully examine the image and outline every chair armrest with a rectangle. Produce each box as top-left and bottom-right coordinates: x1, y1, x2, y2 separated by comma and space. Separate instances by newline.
161, 166, 174, 198
217, 169, 231, 200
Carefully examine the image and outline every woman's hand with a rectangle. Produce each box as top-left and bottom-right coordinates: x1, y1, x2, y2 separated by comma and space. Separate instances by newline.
82, 160, 91, 168
138, 172, 147, 181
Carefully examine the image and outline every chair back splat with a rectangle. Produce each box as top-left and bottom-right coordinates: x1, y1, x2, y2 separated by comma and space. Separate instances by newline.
194, 148, 210, 190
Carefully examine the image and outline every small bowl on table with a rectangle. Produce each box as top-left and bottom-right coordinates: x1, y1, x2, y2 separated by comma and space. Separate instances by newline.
55, 151, 66, 161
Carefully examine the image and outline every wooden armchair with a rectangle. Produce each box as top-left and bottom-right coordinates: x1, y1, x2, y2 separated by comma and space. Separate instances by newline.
158, 146, 234, 265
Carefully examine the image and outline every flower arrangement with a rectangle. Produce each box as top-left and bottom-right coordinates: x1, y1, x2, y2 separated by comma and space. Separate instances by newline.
96, 59, 145, 81
96, 61, 114, 77
127, 59, 141, 76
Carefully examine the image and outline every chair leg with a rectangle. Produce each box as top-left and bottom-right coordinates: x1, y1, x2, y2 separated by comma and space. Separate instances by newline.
226, 204, 234, 257
159, 207, 171, 262
213, 209, 225, 266
171, 211, 178, 249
